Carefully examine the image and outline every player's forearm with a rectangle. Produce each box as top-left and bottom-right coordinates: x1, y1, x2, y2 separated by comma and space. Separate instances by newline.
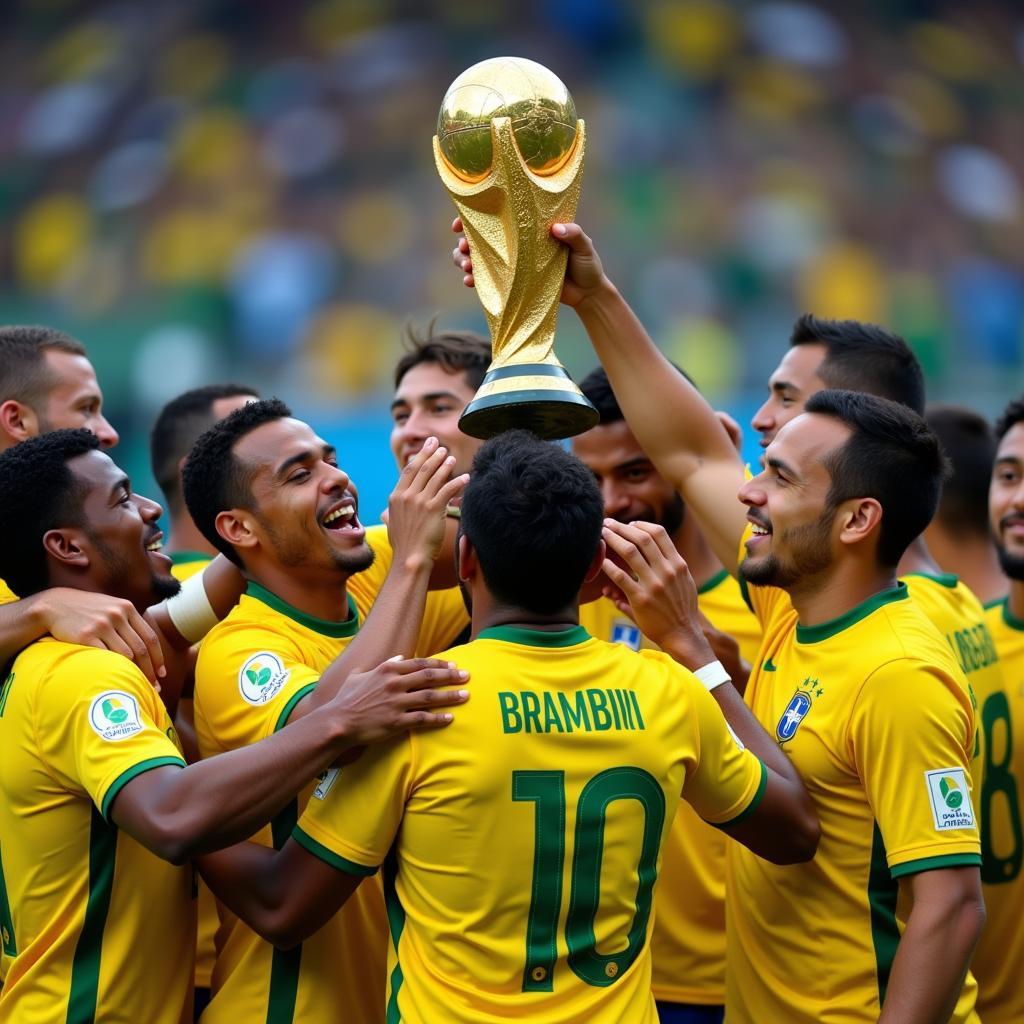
880, 881, 984, 1023
126, 705, 352, 862
573, 280, 747, 569
295, 561, 433, 719
0, 594, 49, 665
198, 843, 289, 940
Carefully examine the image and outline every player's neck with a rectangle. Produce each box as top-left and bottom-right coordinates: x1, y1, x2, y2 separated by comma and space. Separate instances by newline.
165, 514, 218, 560
923, 527, 1006, 604
470, 595, 579, 638
895, 534, 941, 577
1008, 579, 1024, 623
787, 561, 899, 629
248, 564, 354, 624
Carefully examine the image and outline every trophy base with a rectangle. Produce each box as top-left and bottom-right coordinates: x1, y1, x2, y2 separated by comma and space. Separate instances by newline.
459, 364, 599, 441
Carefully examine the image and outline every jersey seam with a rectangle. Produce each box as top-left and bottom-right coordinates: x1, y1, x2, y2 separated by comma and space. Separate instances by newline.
293, 826, 379, 875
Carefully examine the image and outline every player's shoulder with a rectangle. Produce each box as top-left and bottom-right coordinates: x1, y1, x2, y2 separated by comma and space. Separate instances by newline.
903, 572, 984, 627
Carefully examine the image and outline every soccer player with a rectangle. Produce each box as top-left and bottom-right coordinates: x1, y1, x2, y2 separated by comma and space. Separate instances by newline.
0, 326, 166, 684
925, 405, 1005, 605
573, 365, 760, 1023
489, 224, 986, 1023
197, 429, 819, 1024
971, 396, 1024, 1023
0, 429, 468, 1024
181, 399, 469, 1023
149, 383, 260, 1013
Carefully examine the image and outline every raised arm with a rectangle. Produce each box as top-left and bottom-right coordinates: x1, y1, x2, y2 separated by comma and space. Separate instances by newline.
601, 520, 818, 863
110, 656, 468, 864
289, 438, 467, 721
455, 217, 748, 572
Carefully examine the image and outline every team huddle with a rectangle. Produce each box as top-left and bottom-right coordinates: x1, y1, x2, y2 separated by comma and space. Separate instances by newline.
0, 222, 1020, 1024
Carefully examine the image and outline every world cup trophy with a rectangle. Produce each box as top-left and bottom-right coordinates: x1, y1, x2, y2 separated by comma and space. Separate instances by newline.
434, 57, 598, 440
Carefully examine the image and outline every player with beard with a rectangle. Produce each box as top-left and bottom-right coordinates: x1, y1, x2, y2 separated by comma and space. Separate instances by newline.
0, 430, 469, 1024
970, 396, 1024, 1022
457, 223, 987, 1024
193, 430, 819, 1024
573, 366, 759, 1024
182, 399, 468, 1024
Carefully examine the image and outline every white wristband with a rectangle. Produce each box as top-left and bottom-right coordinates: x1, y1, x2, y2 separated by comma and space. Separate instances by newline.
694, 660, 731, 692
164, 569, 219, 644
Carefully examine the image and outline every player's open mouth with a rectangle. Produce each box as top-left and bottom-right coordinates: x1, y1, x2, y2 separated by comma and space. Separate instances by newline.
1001, 516, 1024, 542
746, 515, 772, 550
321, 498, 363, 537
144, 531, 173, 567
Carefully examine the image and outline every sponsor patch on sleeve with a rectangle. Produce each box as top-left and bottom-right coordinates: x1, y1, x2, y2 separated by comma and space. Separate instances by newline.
88, 691, 144, 741
238, 652, 290, 706
924, 767, 976, 831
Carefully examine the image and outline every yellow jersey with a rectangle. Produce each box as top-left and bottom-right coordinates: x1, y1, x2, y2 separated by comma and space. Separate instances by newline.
0, 578, 15, 605
580, 568, 762, 1005
364, 524, 469, 657
194, 583, 389, 1024
294, 624, 766, 1024
0, 640, 193, 1024
730, 547, 981, 1023
169, 551, 218, 994
971, 597, 1024, 1024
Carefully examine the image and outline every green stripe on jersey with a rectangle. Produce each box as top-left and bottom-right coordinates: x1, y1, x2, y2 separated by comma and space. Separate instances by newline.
66, 807, 117, 1024
868, 823, 899, 1010
383, 846, 406, 1024
266, 801, 302, 1023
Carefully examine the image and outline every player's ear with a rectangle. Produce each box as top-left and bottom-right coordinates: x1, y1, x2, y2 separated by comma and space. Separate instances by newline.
836, 497, 883, 549
582, 538, 607, 583
42, 527, 90, 570
457, 533, 477, 583
216, 509, 258, 554
0, 399, 38, 444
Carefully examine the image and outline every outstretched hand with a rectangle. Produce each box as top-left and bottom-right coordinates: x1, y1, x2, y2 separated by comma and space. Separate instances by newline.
386, 436, 468, 572
451, 217, 609, 308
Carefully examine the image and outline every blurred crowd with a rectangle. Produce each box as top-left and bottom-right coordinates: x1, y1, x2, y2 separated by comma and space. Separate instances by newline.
1, 0, 1022, 500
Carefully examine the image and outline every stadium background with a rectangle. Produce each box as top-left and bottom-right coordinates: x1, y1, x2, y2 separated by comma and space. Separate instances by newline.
2, 0, 1021, 519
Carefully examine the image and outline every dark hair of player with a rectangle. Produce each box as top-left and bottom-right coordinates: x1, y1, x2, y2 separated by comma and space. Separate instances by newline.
150, 384, 260, 513
182, 398, 292, 568
995, 396, 1024, 442
579, 364, 696, 426
925, 405, 997, 540
804, 389, 949, 568
0, 325, 88, 409
459, 429, 604, 614
393, 321, 491, 392
0, 428, 99, 596
791, 314, 926, 415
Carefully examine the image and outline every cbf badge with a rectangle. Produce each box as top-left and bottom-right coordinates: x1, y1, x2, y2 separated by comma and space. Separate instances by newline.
611, 621, 641, 651
776, 690, 812, 742
238, 652, 290, 706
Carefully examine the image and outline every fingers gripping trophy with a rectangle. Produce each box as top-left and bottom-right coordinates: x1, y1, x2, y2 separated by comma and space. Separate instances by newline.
434, 57, 599, 440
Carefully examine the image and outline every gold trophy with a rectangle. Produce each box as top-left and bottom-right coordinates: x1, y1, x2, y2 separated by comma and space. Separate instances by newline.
434, 57, 598, 440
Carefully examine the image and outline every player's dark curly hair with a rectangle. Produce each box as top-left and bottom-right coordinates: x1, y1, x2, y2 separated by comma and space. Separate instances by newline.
394, 320, 490, 391
0, 428, 99, 596
579, 364, 696, 425
805, 389, 949, 567
995, 397, 1024, 442
460, 430, 604, 613
151, 383, 259, 513
791, 314, 925, 415
182, 398, 292, 568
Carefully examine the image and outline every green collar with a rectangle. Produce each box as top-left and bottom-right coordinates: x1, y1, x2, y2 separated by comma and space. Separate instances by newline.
999, 598, 1024, 633
902, 571, 959, 589
169, 550, 210, 566
477, 624, 591, 648
246, 581, 360, 638
796, 583, 908, 644
697, 568, 729, 596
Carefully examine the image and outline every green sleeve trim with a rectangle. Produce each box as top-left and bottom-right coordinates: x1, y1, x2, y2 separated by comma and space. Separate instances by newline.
890, 853, 982, 878
711, 758, 767, 829
292, 827, 378, 877
273, 681, 318, 733
100, 756, 186, 822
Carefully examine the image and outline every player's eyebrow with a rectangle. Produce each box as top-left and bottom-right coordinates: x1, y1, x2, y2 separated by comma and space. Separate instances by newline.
767, 455, 800, 480
274, 444, 334, 480
108, 474, 131, 501
995, 455, 1023, 469
770, 378, 797, 395
391, 390, 463, 412
615, 457, 651, 472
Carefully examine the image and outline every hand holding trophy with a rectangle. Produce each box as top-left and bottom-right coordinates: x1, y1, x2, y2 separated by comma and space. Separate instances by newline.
434, 57, 598, 440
